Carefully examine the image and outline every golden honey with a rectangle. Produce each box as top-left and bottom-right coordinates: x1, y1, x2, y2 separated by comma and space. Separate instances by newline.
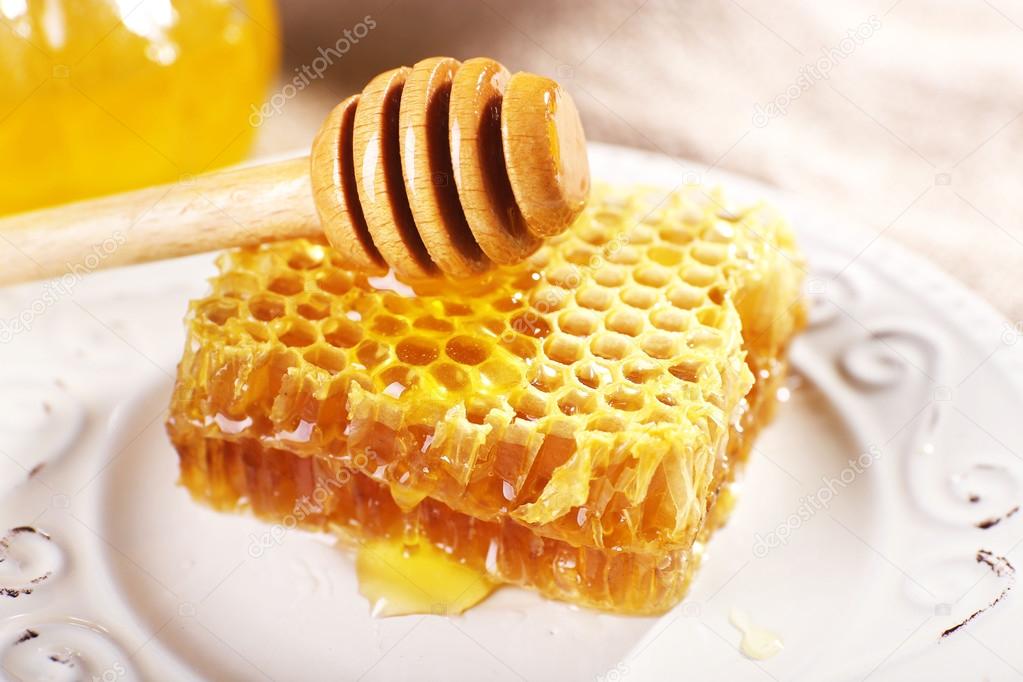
0, 0, 278, 215
167, 184, 805, 614
355, 537, 496, 617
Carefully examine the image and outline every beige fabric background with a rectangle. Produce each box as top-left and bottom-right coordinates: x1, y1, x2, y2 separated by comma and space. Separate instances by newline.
255, 0, 1023, 322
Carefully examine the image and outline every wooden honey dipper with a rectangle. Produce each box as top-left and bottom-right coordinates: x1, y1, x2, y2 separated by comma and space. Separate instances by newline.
0, 56, 589, 286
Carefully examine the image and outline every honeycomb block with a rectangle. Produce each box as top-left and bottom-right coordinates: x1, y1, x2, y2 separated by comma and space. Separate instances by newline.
167, 184, 805, 613
173, 356, 784, 614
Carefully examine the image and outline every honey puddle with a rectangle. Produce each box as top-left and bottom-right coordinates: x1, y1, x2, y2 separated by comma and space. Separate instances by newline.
729, 608, 783, 660
355, 538, 497, 617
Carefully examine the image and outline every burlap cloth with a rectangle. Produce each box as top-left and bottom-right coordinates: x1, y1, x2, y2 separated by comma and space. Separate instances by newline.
255, 0, 1023, 322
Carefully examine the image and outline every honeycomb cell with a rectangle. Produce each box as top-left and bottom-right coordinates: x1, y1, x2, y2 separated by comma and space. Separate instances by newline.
443, 301, 473, 317
530, 285, 570, 313
396, 337, 438, 365
432, 362, 470, 391
275, 318, 318, 348
634, 264, 672, 288
621, 286, 658, 310
578, 221, 613, 246
268, 272, 305, 296
296, 293, 332, 321
323, 318, 362, 348
593, 265, 627, 287
622, 357, 660, 384
529, 362, 565, 393
606, 245, 641, 265
199, 299, 238, 326
446, 336, 490, 365
509, 311, 551, 339
371, 315, 410, 336
691, 242, 729, 266
666, 283, 706, 310
646, 246, 684, 267
479, 359, 520, 388
681, 264, 717, 288
167, 184, 807, 614
356, 340, 390, 368
574, 361, 612, 389
415, 315, 455, 333
641, 331, 678, 360
558, 309, 599, 337
304, 346, 346, 374
565, 245, 598, 267
604, 385, 645, 412
380, 366, 417, 397
575, 285, 614, 312
513, 389, 548, 421
546, 265, 583, 289
624, 224, 656, 245
591, 332, 631, 361
660, 225, 695, 246
558, 388, 596, 416
650, 306, 689, 332
499, 333, 538, 360
316, 270, 354, 295
669, 359, 704, 383
544, 333, 584, 365
606, 308, 645, 337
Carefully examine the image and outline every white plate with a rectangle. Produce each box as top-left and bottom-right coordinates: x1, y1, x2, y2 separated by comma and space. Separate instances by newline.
1, 143, 1021, 682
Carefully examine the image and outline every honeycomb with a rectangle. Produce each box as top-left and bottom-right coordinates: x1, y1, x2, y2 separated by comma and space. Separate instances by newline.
167, 184, 806, 614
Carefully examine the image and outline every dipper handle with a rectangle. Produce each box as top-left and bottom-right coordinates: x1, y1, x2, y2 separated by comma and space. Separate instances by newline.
0, 56, 589, 286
